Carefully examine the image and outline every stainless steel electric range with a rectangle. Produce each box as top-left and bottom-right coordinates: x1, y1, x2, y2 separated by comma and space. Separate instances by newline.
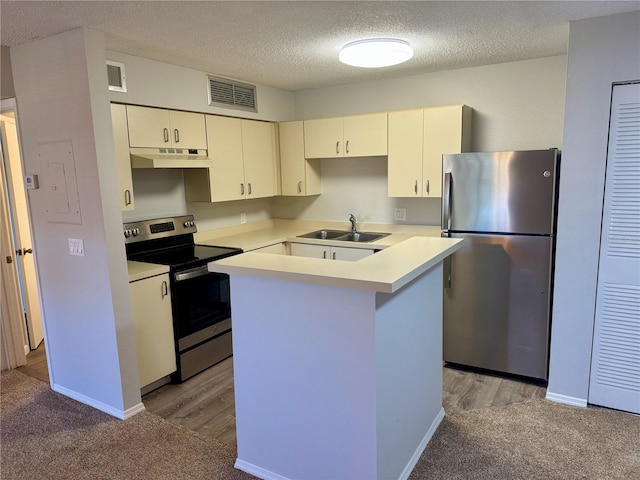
123, 215, 242, 382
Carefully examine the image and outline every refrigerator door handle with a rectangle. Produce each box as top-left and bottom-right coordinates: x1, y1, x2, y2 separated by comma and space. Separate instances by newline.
442, 172, 452, 229
443, 254, 452, 289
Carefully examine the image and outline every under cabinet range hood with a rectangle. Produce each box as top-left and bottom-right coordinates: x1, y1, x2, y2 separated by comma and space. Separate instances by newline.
129, 147, 215, 169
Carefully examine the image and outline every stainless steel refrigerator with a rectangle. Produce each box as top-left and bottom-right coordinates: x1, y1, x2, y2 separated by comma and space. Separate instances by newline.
441, 149, 560, 381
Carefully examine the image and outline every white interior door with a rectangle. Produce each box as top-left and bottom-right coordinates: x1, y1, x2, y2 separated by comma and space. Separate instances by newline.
0, 107, 44, 350
1, 128, 27, 369
588, 82, 640, 414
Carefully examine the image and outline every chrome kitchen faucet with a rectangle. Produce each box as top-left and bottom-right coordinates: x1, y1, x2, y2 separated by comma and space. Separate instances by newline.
349, 213, 357, 234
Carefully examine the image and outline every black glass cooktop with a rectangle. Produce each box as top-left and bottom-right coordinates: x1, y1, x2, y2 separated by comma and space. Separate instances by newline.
128, 244, 242, 270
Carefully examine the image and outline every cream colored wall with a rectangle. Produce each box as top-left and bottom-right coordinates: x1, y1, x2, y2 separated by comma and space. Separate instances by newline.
271, 55, 568, 225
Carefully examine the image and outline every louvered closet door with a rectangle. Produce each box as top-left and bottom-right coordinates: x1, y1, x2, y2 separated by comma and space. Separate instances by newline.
588, 82, 640, 414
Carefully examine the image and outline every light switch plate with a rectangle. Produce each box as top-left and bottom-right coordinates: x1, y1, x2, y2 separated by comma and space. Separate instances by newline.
68, 238, 84, 256
394, 208, 407, 221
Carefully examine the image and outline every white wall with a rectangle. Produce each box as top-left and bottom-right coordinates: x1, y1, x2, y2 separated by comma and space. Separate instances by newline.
547, 12, 640, 405
272, 55, 567, 225
109, 51, 294, 226
1, 46, 15, 99
106, 51, 295, 122
11, 28, 141, 417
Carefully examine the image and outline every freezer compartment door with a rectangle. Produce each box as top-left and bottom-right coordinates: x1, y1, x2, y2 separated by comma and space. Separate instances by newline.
442, 150, 559, 235
443, 233, 553, 380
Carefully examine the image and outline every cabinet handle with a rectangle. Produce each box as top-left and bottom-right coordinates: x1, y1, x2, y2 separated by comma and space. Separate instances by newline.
336, 141, 340, 155
426, 179, 430, 195
323, 250, 327, 259
124, 189, 132, 206
174, 128, 180, 143
163, 128, 169, 143
297, 181, 302, 194
345, 140, 349, 155
248, 183, 252, 195
241, 183, 245, 195
414, 180, 418, 194
332, 252, 336, 260
161, 280, 169, 299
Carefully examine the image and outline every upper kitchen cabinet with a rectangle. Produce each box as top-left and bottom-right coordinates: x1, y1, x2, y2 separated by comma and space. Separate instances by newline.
126, 105, 207, 150
184, 115, 278, 202
279, 121, 321, 196
110, 103, 134, 211
304, 112, 387, 159
388, 105, 472, 198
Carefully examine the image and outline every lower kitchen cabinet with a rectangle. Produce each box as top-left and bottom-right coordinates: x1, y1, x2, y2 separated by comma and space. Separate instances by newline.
289, 242, 374, 261
129, 272, 176, 391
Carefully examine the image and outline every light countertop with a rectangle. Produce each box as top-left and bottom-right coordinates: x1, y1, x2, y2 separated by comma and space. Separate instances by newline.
207, 227, 462, 293
195, 219, 442, 251
127, 261, 170, 282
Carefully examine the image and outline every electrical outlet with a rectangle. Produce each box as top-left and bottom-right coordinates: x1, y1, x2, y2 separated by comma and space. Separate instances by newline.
394, 208, 407, 221
68, 238, 84, 256
240, 213, 246, 224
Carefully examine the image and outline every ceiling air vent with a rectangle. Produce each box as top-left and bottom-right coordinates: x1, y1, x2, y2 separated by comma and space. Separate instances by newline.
207, 75, 257, 112
106, 61, 126, 92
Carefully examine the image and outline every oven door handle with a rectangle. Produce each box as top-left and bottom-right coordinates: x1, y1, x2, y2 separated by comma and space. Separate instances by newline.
174, 265, 211, 282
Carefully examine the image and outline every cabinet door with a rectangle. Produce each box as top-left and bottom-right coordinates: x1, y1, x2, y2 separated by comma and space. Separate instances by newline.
290, 242, 330, 259
304, 117, 343, 158
343, 112, 388, 157
130, 273, 176, 389
423, 105, 467, 198
242, 120, 277, 199
331, 246, 374, 261
126, 105, 171, 148
168, 111, 207, 149
207, 115, 245, 202
388, 109, 424, 197
279, 121, 321, 196
110, 104, 134, 210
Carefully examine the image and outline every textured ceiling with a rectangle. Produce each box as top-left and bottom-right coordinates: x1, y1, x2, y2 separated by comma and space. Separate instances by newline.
2, 1, 639, 91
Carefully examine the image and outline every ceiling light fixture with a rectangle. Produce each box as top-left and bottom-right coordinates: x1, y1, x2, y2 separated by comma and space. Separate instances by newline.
339, 38, 413, 68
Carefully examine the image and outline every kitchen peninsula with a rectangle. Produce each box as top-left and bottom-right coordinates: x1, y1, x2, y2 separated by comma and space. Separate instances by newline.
208, 228, 463, 480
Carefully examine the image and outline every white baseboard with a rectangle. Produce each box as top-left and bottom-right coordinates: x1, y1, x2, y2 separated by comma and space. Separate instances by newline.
234, 407, 446, 480
234, 459, 292, 480
24, 344, 30, 355
545, 391, 588, 407
398, 407, 445, 480
52, 383, 145, 420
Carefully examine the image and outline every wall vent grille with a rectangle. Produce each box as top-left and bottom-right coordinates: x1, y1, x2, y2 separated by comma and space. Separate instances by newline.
207, 75, 257, 112
106, 61, 126, 92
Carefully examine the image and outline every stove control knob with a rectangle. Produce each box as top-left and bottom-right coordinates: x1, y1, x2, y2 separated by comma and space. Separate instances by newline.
132, 228, 139, 236
184, 221, 189, 228
190, 221, 196, 227
124, 229, 131, 238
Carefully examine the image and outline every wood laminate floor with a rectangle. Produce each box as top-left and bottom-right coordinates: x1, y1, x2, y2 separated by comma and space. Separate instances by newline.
20, 343, 546, 450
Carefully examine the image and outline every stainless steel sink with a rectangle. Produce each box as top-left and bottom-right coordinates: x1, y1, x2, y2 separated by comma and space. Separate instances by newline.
338, 232, 389, 243
297, 229, 350, 240
297, 230, 389, 243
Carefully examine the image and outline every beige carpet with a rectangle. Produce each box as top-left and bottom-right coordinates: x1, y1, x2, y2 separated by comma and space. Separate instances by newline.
2, 369, 639, 479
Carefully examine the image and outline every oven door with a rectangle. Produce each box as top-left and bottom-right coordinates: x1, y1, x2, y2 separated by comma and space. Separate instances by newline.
172, 265, 232, 350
